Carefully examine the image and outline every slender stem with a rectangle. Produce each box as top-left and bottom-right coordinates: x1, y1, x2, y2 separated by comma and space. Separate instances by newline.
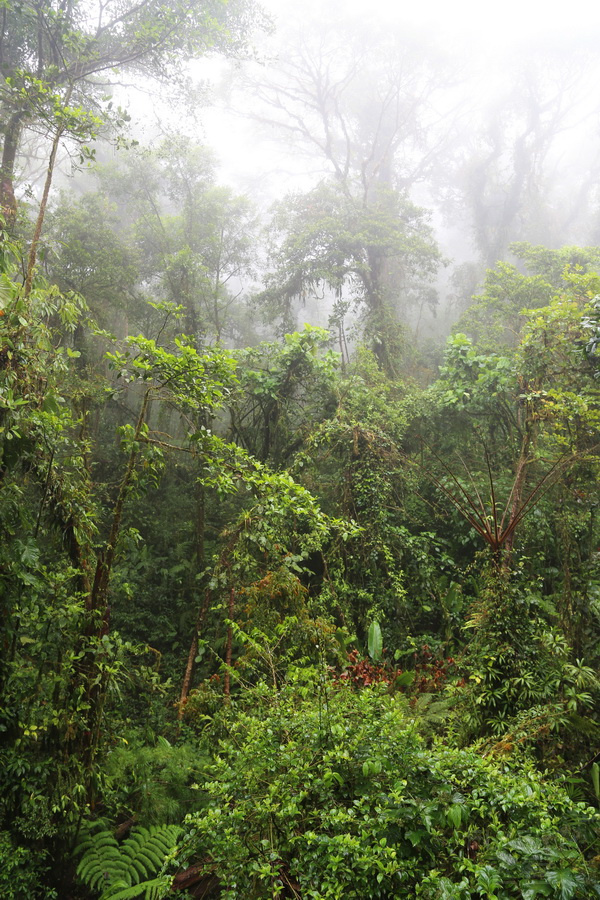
178, 589, 210, 721
23, 85, 73, 296
482, 441, 499, 546
90, 387, 151, 612
33, 446, 55, 538
224, 587, 235, 700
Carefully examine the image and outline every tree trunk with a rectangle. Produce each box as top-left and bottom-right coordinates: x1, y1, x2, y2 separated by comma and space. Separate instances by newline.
24, 86, 73, 295
502, 385, 536, 565
0, 111, 23, 230
178, 590, 210, 720
76, 387, 151, 788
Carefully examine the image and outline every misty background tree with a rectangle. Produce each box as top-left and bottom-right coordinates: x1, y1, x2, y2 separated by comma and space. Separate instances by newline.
239, 18, 451, 370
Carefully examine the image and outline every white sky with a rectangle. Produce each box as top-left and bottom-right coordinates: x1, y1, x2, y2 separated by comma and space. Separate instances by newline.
120, 0, 600, 199
261, 0, 600, 43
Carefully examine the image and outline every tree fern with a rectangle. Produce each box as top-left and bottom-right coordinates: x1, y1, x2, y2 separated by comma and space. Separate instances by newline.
76, 824, 182, 899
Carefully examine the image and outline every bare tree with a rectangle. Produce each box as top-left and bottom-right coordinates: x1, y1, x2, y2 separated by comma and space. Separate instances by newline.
242, 18, 452, 200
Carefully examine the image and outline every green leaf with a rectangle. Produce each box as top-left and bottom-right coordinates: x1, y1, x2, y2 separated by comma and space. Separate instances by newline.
42, 393, 62, 414
20, 539, 40, 567
367, 620, 383, 662
406, 829, 425, 847
522, 881, 552, 900
545, 869, 579, 900
446, 804, 462, 829
477, 865, 501, 893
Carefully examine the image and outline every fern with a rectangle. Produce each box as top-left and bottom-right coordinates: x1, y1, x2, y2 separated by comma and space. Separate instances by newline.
102, 874, 172, 900
76, 824, 182, 899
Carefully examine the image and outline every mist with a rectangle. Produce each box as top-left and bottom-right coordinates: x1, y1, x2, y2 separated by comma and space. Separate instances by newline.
56, 0, 599, 360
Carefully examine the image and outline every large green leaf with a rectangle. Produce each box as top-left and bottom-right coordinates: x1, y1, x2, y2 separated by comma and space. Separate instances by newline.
367, 620, 383, 662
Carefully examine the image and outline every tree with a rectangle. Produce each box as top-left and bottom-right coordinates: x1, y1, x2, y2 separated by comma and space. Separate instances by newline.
0, 240, 239, 813
411, 268, 600, 738
173, 683, 600, 899
0, 0, 265, 308
230, 325, 339, 466
240, 16, 446, 371
244, 14, 449, 197
457, 243, 600, 350
259, 179, 441, 374
0, 0, 263, 219
112, 138, 258, 345
444, 50, 600, 271
45, 190, 142, 336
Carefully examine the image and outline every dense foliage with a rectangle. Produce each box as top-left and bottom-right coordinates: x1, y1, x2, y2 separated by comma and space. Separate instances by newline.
2, 2, 600, 897
178, 685, 600, 899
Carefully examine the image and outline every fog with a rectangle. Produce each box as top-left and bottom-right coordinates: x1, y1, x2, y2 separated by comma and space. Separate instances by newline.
188, 2, 600, 342
12, 0, 600, 356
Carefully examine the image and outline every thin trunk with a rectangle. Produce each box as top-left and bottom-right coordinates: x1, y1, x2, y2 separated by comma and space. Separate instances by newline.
503, 434, 531, 556
33, 447, 56, 538
177, 440, 209, 721
224, 587, 234, 700
77, 388, 151, 792
23, 123, 66, 295
90, 387, 151, 616
195, 443, 207, 566
502, 389, 535, 563
0, 7, 6, 69
338, 319, 348, 373
213, 237, 222, 340
27, 452, 92, 596
366, 246, 398, 377
22, 83, 73, 291
178, 589, 211, 721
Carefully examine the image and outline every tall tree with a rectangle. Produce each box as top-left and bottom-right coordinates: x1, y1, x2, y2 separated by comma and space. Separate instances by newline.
259, 179, 441, 373
445, 48, 600, 271
242, 18, 447, 371
244, 16, 449, 197
122, 138, 258, 345
0, 0, 263, 229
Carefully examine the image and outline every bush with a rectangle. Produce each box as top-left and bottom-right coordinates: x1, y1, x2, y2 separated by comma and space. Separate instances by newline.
180, 683, 600, 899
0, 830, 57, 900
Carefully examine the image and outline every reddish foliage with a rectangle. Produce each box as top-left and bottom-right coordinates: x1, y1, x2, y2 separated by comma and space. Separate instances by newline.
332, 649, 406, 689
412, 644, 456, 693
330, 645, 458, 695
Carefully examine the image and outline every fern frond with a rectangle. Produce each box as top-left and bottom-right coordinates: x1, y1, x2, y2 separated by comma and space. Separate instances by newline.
100, 874, 172, 900
77, 833, 124, 893
130, 856, 150, 882
77, 824, 182, 898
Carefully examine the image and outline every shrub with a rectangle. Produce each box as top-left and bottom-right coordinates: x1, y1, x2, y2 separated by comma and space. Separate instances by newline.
0, 830, 57, 900
179, 683, 600, 899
